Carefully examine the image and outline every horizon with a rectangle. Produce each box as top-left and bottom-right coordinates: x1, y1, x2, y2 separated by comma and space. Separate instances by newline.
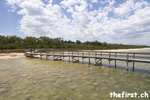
0, 34, 149, 47
0, 0, 150, 45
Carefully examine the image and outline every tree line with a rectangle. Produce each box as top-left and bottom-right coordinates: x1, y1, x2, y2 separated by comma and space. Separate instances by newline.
0, 35, 147, 50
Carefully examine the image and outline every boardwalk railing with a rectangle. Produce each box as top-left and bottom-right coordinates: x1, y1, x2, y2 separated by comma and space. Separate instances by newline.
25, 50, 150, 71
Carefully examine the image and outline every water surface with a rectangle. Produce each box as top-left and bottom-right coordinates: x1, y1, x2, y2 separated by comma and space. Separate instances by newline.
0, 56, 150, 100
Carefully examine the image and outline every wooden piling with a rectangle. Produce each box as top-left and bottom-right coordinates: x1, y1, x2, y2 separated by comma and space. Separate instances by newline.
109, 52, 111, 67
126, 53, 129, 71
62, 51, 64, 61
72, 51, 73, 62
46, 52, 48, 60
95, 52, 97, 64
68, 51, 70, 62
100, 58, 102, 65
89, 52, 90, 64
82, 51, 84, 64
53, 51, 54, 60
115, 52, 117, 68
78, 51, 79, 61
100, 52, 102, 65
133, 53, 135, 71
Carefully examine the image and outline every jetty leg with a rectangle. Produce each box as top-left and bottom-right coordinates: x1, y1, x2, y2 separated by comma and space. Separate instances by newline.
126, 53, 129, 71
100, 59, 102, 65
82, 52, 84, 64
132, 61, 135, 71
88, 52, 90, 64
95, 52, 97, 65
53, 52, 55, 60
108, 52, 111, 68
62, 51, 64, 61
115, 53, 117, 68
115, 60, 116, 68
78, 52, 79, 61
82, 57, 84, 64
68, 51, 70, 62
40, 53, 42, 59
109, 59, 110, 67
46, 55, 48, 60
46, 52, 48, 60
95, 58, 96, 64
72, 52, 73, 62
72, 57, 73, 62
132, 53, 135, 71
127, 62, 129, 71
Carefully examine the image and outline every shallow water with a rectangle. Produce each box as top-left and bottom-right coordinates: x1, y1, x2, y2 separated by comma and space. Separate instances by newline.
0, 57, 150, 100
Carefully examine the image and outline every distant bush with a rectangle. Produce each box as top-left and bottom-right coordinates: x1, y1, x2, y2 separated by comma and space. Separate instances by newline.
0, 35, 147, 52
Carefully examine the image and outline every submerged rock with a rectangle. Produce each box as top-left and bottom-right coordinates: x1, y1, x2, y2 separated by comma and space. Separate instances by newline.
0, 80, 9, 84
25, 96, 32, 100
53, 95, 62, 100
0, 83, 10, 94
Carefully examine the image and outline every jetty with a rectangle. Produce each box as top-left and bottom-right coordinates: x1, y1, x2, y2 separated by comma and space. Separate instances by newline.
25, 50, 150, 71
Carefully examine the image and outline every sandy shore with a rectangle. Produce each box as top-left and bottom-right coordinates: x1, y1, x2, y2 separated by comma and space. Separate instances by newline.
94, 48, 150, 52
0, 53, 24, 59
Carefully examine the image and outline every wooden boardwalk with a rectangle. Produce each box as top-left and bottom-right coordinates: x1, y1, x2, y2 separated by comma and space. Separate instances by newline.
25, 50, 150, 71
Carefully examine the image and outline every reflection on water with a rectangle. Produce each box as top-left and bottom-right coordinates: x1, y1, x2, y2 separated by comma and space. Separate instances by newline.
0, 57, 150, 100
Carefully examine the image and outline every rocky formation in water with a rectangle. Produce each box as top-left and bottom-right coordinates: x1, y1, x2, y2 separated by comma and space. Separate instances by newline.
0, 80, 10, 94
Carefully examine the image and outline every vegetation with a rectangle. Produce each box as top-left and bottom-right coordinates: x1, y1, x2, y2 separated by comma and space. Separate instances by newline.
0, 35, 147, 52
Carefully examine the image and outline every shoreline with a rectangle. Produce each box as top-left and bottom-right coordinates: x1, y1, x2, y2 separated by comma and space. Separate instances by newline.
94, 47, 150, 52
0, 47, 149, 53
0, 53, 24, 59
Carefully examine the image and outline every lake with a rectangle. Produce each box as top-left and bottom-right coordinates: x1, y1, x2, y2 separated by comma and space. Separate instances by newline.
0, 48, 150, 100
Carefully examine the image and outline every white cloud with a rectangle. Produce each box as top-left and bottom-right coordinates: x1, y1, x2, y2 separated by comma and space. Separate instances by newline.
0, 33, 4, 35
60, 0, 78, 8
6, 0, 150, 45
92, 0, 98, 3
114, 0, 134, 17
0, 33, 8, 36
100, 0, 115, 6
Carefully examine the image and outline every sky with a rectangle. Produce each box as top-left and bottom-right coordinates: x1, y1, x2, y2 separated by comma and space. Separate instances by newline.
0, 0, 150, 45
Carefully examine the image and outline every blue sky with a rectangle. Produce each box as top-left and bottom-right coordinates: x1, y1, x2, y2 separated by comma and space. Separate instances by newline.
0, 0, 24, 37
0, 0, 150, 45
